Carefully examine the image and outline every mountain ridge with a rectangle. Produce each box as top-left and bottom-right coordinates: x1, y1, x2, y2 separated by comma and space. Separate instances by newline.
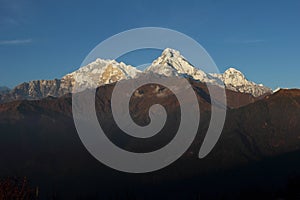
0, 48, 272, 104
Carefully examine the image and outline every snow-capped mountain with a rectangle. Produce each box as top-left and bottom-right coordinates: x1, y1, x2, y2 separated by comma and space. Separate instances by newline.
0, 59, 141, 102
0, 48, 272, 103
145, 48, 272, 97
210, 68, 272, 97
61, 58, 141, 93
145, 48, 222, 85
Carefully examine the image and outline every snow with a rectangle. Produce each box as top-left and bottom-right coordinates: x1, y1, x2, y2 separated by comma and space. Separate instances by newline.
61, 58, 141, 92
273, 88, 281, 93
60, 48, 272, 97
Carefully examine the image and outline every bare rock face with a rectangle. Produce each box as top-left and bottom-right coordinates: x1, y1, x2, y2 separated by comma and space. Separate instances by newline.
0, 80, 62, 103
12, 79, 61, 99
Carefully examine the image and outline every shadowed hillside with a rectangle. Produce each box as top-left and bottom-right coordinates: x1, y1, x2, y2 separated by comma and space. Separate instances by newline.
0, 79, 299, 199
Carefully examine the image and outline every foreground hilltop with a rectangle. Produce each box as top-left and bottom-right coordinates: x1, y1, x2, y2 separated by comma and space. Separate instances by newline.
0, 78, 299, 198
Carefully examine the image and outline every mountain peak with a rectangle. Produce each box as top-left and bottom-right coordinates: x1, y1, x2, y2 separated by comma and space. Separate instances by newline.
223, 67, 246, 82
146, 48, 197, 76
151, 48, 186, 66
224, 67, 243, 74
211, 67, 272, 97
61, 58, 142, 92
161, 48, 182, 58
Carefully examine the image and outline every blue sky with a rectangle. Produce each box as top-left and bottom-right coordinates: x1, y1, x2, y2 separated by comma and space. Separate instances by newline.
0, 0, 299, 89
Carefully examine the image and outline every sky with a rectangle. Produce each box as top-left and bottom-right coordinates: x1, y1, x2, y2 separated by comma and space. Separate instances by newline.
0, 0, 299, 89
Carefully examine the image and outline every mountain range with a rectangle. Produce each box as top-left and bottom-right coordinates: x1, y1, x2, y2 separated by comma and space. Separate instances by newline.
0, 48, 272, 104
0, 48, 299, 199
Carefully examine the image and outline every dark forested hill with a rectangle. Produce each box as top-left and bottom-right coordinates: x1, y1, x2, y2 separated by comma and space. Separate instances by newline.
0, 80, 299, 199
